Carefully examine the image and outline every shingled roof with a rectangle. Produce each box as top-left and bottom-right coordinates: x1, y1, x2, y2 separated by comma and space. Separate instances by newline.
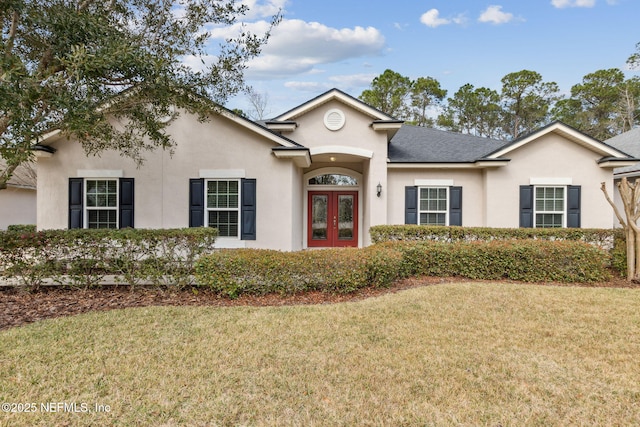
388, 125, 508, 163
605, 127, 640, 176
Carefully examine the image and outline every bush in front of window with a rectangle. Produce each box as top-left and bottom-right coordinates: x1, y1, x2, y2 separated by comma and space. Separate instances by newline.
6, 224, 37, 233
195, 239, 610, 298
398, 239, 611, 283
0, 228, 218, 288
195, 245, 407, 298
369, 225, 621, 250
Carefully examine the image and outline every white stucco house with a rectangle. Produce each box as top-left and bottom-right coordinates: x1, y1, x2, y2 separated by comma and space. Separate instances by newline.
32, 88, 637, 250
0, 161, 37, 230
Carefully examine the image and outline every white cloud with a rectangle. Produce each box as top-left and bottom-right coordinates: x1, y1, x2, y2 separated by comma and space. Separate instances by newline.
420, 9, 451, 28
181, 54, 218, 73
550, 0, 596, 8
284, 81, 328, 92
210, 19, 385, 79
478, 5, 515, 24
329, 73, 378, 88
239, 0, 288, 20
284, 74, 375, 94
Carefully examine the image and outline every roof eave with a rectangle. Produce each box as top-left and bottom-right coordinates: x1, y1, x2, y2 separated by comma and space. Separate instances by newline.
387, 160, 510, 169
272, 147, 312, 168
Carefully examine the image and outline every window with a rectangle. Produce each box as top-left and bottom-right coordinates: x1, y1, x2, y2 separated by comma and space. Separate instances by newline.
85, 179, 118, 229
535, 186, 565, 228
308, 174, 357, 186
419, 187, 448, 226
69, 177, 134, 229
206, 179, 240, 237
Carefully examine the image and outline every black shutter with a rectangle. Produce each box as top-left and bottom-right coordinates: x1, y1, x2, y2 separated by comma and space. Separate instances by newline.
189, 178, 205, 227
69, 178, 84, 229
449, 186, 462, 226
519, 185, 534, 228
119, 178, 135, 228
405, 186, 418, 224
241, 178, 257, 240
567, 185, 581, 228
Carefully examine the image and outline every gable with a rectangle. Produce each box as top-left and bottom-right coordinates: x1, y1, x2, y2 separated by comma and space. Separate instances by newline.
275, 88, 395, 122
486, 122, 634, 164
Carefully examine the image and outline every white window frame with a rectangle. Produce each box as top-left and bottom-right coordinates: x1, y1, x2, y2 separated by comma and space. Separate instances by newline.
534, 185, 566, 228
418, 186, 449, 226
205, 179, 241, 239
84, 178, 119, 229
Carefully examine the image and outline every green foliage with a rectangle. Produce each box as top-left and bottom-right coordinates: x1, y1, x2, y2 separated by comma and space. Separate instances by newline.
369, 225, 619, 249
398, 240, 610, 283
437, 83, 503, 138
1, 0, 280, 189
553, 68, 629, 140
195, 238, 611, 298
500, 70, 561, 139
0, 228, 218, 288
195, 245, 407, 298
359, 69, 413, 119
6, 224, 36, 233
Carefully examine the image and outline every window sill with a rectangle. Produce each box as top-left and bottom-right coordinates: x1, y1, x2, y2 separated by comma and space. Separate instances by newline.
214, 238, 247, 249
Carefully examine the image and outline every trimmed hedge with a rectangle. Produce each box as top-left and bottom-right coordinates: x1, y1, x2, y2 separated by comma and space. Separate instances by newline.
398, 240, 611, 283
0, 228, 218, 288
6, 224, 36, 233
194, 245, 406, 298
370, 225, 620, 250
195, 239, 611, 297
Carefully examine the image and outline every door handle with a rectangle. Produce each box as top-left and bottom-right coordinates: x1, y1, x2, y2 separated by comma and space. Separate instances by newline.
333, 216, 337, 228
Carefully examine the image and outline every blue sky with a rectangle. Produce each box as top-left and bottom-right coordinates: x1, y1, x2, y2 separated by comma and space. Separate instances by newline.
210, 0, 639, 118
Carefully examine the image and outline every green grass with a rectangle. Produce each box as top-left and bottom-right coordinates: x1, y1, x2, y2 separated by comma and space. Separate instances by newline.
1, 282, 640, 426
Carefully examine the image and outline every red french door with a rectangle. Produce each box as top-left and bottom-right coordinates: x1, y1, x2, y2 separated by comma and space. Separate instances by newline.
308, 191, 358, 247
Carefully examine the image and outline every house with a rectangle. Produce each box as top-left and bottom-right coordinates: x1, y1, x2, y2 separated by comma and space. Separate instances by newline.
33, 89, 637, 250
604, 127, 640, 225
0, 160, 37, 230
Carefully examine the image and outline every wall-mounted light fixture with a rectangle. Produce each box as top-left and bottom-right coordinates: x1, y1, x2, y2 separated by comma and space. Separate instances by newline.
376, 182, 382, 198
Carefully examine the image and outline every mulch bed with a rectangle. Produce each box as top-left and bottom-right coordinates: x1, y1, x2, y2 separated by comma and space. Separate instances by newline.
1, 276, 635, 331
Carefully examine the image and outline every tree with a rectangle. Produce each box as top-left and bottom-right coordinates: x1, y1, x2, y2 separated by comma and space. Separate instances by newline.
0, 0, 280, 190
601, 178, 640, 281
246, 87, 271, 121
552, 69, 640, 139
409, 77, 446, 127
437, 84, 502, 138
614, 77, 640, 133
359, 69, 412, 119
627, 41, 640, 70
500, 70, 560, 140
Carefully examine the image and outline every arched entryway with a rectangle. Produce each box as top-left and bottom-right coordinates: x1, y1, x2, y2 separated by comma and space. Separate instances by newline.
304, 168, 362, 248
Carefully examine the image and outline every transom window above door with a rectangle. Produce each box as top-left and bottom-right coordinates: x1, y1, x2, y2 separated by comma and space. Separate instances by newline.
308, 174, 357, 186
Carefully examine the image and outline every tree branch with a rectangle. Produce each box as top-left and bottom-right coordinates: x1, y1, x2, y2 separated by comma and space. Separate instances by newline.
601, 181, 627, 229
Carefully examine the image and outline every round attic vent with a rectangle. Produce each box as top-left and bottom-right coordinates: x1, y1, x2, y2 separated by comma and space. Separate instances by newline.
324, 108, 346, 131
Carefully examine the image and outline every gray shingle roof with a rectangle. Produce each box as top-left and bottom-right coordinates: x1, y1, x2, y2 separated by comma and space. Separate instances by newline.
388, 125, 508, 163
605, 127, 640, 176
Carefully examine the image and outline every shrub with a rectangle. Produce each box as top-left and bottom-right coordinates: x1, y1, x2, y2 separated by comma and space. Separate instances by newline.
195, 245, 407, 298
369, 225, 618, 250
398, 240, 611, 283
0, 228, 218, 288
6, 224, 36, 233
195, 239, 610, 298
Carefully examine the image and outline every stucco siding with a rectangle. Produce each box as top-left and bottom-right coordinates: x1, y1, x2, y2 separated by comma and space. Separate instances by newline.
485, 133, 614, 228
387, 169, 485, 226
0, 187, 36, 230
37, 112, 299, 250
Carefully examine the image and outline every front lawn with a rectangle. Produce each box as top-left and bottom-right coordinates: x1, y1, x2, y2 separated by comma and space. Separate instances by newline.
1, 282, 639, 426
